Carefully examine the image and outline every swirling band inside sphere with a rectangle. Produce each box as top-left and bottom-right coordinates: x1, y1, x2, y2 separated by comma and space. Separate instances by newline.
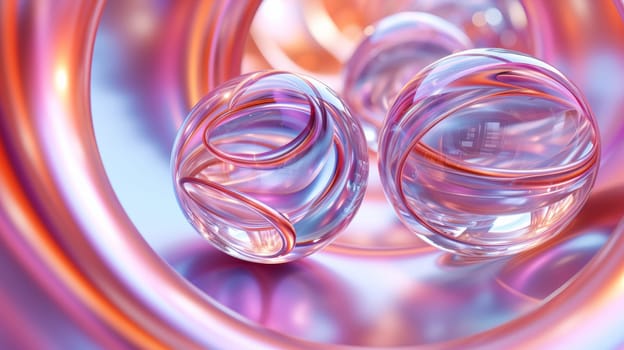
173, 71, 368, 262
380, 49, 600, 256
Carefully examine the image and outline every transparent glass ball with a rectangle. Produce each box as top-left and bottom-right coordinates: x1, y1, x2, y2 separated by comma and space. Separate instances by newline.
343, 12, 473, 150
379, 48, 601, 257
172, 71, 369, 263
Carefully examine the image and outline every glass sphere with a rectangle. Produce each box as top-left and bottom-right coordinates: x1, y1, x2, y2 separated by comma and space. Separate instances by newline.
172, 71, 369, 263
379, 48, 600, 257
343, 12, 473, 150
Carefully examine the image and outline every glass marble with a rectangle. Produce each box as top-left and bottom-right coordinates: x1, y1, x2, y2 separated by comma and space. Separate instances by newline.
172, 71, 369, 263
343, 12, 473, 150
378, 48, 601, 257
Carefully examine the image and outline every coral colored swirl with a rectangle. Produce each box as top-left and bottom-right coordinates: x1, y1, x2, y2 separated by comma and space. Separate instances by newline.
172, 71, 369, 263
379, 48, 601, 257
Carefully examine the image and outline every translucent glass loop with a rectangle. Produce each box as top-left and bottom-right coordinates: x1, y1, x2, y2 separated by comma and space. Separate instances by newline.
379, 48, 601, 257
172, 71, 369, 263
343, 12, 473, 150
417, 0, 532, 53
245, 0, 533, 89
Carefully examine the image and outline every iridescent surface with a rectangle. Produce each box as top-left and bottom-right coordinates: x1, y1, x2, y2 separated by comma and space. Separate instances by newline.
172, 71, 368, 263
3, 0, 624, 349
245, 0, 533, 87
343, 12, 473, 149
379, 48, 600, 257
414, 0, 532, 52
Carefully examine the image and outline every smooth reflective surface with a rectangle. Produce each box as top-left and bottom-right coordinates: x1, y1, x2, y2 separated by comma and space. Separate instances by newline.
245, 0, 533, 88
379, 48, 600, 257
343, 12, 473, 150
167, 186, 624, 346
3, 0, 624, 349
172, 71, 368, 263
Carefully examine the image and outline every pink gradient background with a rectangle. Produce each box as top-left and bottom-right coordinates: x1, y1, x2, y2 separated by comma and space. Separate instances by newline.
2, 0, 624, 348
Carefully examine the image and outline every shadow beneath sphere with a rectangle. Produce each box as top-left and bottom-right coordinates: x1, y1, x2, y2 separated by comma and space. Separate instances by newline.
165, 243, 359, 345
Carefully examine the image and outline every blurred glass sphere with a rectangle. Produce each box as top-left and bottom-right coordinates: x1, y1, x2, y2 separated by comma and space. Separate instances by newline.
343, 12, 473, 150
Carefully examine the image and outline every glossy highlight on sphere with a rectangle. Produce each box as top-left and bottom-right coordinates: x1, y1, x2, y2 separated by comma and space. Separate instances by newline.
343, 12, 473, 150
172, 71, 369, 263
379, 48, 600, 257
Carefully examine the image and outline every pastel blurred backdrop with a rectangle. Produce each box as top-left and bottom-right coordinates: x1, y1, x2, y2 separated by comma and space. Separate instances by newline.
2, 0, 624, 349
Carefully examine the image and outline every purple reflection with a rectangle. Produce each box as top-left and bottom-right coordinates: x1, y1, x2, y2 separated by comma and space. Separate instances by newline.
499, 230, 609, 300
497, 186, 624, 300
389, 257, 532, 345
167, 243, 358, 344
0, 242, 131, 349
167, 237, 548, 346
1, 0, 621, 349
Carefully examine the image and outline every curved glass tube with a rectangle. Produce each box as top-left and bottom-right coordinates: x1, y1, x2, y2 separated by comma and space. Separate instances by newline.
2, 0, 624, 349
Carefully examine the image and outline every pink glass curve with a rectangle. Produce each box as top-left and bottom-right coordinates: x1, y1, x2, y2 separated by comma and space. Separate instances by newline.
3, 0, 624, 349
172, 71, 369, 263
343, 11, 473, 150
379, 48, 601, 257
